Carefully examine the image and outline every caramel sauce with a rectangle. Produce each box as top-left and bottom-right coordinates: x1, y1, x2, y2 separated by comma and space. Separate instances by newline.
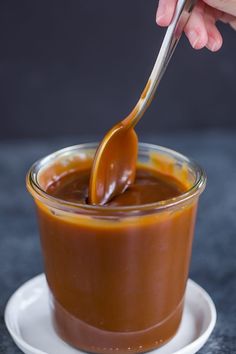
47, 164, 186, 206
141, 79, 151, 100
34, 155, 198, 353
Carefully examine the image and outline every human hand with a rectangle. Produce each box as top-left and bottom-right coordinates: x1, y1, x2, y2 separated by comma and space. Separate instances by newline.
156, 0, 236, 51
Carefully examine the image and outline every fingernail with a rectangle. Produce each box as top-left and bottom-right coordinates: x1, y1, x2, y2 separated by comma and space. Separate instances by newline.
208, 36, 218, 52
156, 13, 165, 24
188, 30, 199, 49
211, 42, 218, 52
156, 5, 166, 25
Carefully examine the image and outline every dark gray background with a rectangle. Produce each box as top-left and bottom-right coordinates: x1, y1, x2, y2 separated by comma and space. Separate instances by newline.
0, 2, 236, 353
0, 0, 235, 141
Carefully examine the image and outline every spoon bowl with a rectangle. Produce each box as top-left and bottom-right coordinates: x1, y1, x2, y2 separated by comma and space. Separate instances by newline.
89, 124, 138, 205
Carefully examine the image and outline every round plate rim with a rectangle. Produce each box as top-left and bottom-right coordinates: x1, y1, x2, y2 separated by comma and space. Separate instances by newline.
4, 274, 216, 354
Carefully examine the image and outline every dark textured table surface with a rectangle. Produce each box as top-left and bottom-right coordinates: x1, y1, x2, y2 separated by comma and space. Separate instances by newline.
0, 132, 236, 354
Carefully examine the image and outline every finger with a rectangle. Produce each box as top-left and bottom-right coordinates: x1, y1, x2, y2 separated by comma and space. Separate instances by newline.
184, 1, 209, 49
204, 7, 223, 51
230, 19, 236, 30
220, 13, 236, 30
203, 0, 236, 17
156, 0, 177, 26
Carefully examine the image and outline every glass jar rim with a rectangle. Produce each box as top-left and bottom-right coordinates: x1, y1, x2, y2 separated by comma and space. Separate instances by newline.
26, 142, 206, 215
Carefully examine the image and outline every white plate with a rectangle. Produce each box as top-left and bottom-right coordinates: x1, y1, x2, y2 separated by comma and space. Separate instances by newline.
5, 274, 216, 354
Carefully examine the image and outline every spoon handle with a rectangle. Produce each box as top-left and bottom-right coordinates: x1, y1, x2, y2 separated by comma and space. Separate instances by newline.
129, 0, 196, 127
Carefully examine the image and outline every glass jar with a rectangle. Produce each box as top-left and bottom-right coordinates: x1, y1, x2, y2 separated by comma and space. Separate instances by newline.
27, 143, 206, 354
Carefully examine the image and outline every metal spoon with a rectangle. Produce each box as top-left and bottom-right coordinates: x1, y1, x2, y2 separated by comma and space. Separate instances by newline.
89, 0, 196, 205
